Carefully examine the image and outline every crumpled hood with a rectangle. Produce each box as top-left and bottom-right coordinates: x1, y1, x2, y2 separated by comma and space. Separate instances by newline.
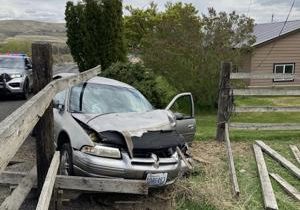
72, 110, 175, 137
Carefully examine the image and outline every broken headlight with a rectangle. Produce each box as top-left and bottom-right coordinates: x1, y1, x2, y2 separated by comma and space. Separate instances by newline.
81, 145, 121, 159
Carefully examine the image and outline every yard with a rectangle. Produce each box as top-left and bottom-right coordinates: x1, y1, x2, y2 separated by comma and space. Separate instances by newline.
176, 96, 300, 209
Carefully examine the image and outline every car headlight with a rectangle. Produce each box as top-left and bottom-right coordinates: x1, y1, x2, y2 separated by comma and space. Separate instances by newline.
81, 145, 121, 159
10, 74, 23, 78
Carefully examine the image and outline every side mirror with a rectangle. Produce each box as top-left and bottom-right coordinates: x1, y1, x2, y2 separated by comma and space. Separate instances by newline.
26, 65, 32, 70
53, 100, 65, 111
174, 112, 184, 120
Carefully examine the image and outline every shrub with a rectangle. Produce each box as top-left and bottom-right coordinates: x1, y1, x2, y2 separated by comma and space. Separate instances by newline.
102, 62, 176, 108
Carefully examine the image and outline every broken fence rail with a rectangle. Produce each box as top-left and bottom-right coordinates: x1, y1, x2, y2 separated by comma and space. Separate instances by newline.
253, 144, 278, 210
225, 123, 240, 197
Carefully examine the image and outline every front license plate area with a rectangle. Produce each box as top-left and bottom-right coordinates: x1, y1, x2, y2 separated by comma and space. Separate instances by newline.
146, 173, 168, 186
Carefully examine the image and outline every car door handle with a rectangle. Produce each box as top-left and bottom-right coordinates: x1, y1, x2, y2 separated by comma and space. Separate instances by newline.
187, 124, 195, 129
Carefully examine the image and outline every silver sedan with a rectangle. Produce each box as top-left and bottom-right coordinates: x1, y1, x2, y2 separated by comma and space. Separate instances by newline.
53, 75, 196, 187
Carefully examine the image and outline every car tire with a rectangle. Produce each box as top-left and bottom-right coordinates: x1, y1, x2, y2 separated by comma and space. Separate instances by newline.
59, 143, 74, 176
21, 81, 29, 100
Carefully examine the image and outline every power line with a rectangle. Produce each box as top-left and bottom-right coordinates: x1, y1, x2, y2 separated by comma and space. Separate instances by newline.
257, 0, 296, 68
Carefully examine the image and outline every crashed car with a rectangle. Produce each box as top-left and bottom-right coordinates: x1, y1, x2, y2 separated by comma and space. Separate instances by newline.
53, 75, 196, 187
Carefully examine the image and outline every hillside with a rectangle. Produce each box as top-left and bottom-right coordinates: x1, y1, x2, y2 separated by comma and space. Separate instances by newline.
0, 20, 66, 42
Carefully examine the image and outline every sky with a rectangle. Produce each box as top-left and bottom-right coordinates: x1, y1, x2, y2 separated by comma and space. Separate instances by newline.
0, 0, 299, 24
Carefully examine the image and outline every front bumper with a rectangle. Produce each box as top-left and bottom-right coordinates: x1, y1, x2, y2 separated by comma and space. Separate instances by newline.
0, 78, 24, 94
73, 150, 189, 186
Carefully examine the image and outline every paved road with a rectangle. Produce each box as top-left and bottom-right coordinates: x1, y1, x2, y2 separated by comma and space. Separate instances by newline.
0, 63, 78, 122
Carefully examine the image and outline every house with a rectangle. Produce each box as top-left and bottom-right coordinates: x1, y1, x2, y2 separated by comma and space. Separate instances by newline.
239, 20, 300, 87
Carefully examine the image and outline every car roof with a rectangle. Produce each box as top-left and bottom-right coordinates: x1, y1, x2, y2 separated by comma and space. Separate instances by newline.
87, 76, 134, 89
53, 74, 135, 90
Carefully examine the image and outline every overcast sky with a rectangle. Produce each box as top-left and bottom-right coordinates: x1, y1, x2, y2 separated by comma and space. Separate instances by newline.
0, 0, 299, 24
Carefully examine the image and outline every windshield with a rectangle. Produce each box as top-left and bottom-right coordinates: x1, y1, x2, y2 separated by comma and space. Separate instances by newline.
0, 57, 24, 69
69, 83, 153, 114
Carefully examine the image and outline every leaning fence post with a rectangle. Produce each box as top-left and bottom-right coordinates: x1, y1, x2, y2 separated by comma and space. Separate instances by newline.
216, 62, 231, 141
32, 42, 55, 196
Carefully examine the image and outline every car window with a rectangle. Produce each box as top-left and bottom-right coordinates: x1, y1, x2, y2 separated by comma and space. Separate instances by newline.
0, 57, 25, 69
169, 95, 193, 119
54, 90, 66, 105
69, 83, 153, 114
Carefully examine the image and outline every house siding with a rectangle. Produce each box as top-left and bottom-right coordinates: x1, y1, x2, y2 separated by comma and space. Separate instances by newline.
250, 31, 300, 86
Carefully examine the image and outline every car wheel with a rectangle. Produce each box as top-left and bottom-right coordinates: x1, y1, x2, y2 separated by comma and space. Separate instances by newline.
59, 143, 74, 176
21, 81, 29, 100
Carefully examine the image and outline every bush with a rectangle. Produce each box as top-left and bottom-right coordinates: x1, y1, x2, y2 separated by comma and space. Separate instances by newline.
102, 62, 176, 108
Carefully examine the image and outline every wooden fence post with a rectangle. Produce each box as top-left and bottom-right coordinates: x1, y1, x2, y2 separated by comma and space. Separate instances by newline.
32, 42, 55, 194
216, 62, 231, 141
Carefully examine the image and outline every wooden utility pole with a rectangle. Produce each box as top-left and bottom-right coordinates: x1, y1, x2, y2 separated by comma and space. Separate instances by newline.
216, 62, 231, 141
32, 42, 55, 193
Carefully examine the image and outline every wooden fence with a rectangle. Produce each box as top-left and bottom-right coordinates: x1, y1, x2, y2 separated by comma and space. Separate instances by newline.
0, 43, 148, 210
216, 62, 300, 198
216, 62, 300, 136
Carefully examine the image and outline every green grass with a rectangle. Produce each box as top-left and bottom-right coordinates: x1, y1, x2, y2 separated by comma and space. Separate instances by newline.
195, 96, 300, 141
235, 96, 300, 107
234, 140, 300, 210
185, 96, 300, 209
177, 200, 217, 210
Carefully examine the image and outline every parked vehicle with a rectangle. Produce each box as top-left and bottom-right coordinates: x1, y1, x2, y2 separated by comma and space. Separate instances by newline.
0, 54, 33, 99
53, 74, 196, 187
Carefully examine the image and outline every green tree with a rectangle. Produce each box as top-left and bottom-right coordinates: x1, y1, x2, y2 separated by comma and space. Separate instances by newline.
65, 0, 126, 71
125, 3, 255, 107
124, 2, 160, 51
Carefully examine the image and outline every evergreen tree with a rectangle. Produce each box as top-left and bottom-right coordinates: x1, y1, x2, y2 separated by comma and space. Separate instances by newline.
65, 0, 126, 72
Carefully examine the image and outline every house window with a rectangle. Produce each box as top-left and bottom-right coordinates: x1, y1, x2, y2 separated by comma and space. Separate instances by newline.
273, 63, 295, 82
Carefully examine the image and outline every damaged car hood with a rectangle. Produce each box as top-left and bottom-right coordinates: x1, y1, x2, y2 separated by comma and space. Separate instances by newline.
72, 110, 175, 137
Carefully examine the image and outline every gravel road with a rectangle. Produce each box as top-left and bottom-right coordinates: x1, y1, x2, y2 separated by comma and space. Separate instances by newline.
0, 63, 173, 210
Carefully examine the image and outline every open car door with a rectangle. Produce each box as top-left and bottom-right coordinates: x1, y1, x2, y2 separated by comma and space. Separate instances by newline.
166, 93, 196, 144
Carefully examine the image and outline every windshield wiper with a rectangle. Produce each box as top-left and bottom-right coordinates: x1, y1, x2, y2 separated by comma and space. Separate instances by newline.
86, 112, 117, 124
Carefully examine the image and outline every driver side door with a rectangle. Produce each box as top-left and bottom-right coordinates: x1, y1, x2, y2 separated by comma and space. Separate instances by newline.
166, 93, 196, 144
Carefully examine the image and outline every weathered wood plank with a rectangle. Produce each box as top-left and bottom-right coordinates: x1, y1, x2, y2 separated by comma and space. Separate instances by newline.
270, 173, 300, 201
0, 171, 31, 186
0, 65, 100, 175
55, 175, 148, 195
233, 88, 300, 96
229, 123, 300, 131
36, 151, 60, 210
0, 172, 148, 195
231, 72, 300, 80
256, 141, 300, 179
234, 106, 300, 113
290, 145, 300, 165
225, 123, 240, 197
253, 144, 278, 210
0, 166, 36, 210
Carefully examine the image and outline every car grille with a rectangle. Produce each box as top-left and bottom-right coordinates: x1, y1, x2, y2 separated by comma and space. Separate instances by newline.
8, 83, 21, 88
133, 147, 176, 158
99, 130, 185, 159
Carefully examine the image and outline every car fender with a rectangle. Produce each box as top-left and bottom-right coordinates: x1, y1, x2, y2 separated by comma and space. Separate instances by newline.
54, 109, 94, 150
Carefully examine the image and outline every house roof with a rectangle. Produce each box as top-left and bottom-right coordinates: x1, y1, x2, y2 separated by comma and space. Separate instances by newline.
253, 20, 300, 46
